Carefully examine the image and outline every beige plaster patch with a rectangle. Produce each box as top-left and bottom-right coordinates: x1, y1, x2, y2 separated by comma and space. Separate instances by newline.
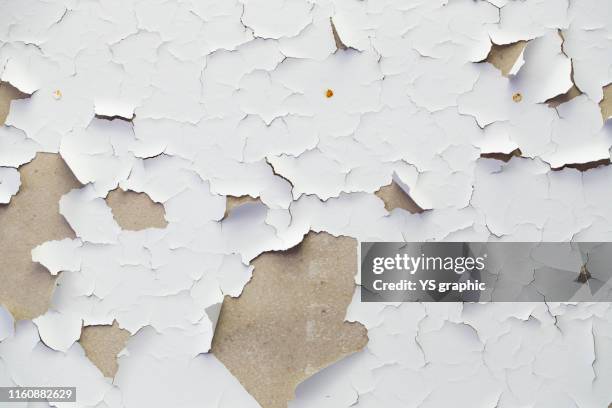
79, 321, 131, 378
106, 189, 167, 231
212, 232, 367, 408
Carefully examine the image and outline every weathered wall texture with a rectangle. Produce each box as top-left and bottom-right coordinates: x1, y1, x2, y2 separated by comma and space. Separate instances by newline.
1, 0, 612, 407
213, 232, 367, 408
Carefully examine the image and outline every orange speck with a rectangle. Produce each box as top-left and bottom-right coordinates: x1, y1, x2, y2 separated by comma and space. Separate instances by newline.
512, 92, 522, 103
52, 89, 62, 100
325, 89, 334, 98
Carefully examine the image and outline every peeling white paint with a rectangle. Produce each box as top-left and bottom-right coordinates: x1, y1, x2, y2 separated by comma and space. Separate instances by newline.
0, 0, 612, 407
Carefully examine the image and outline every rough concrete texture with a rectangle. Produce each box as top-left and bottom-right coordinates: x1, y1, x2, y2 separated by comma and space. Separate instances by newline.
79, 321, 131, 378
0, 151, 81, 319
213, 232, 367, 408
106, 189, 167, 231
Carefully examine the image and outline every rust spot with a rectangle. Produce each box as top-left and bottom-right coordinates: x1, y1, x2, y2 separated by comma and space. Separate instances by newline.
325, 89, 334, 98
512, 92, 523, 103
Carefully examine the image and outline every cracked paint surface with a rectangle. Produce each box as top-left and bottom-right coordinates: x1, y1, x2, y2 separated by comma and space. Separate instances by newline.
1, 0, 612, 407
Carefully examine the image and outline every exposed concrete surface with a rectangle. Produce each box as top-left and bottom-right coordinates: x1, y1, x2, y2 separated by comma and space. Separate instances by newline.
106, 189, 167, 231
213, 232, 367, 408
80, 321, 131, 378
